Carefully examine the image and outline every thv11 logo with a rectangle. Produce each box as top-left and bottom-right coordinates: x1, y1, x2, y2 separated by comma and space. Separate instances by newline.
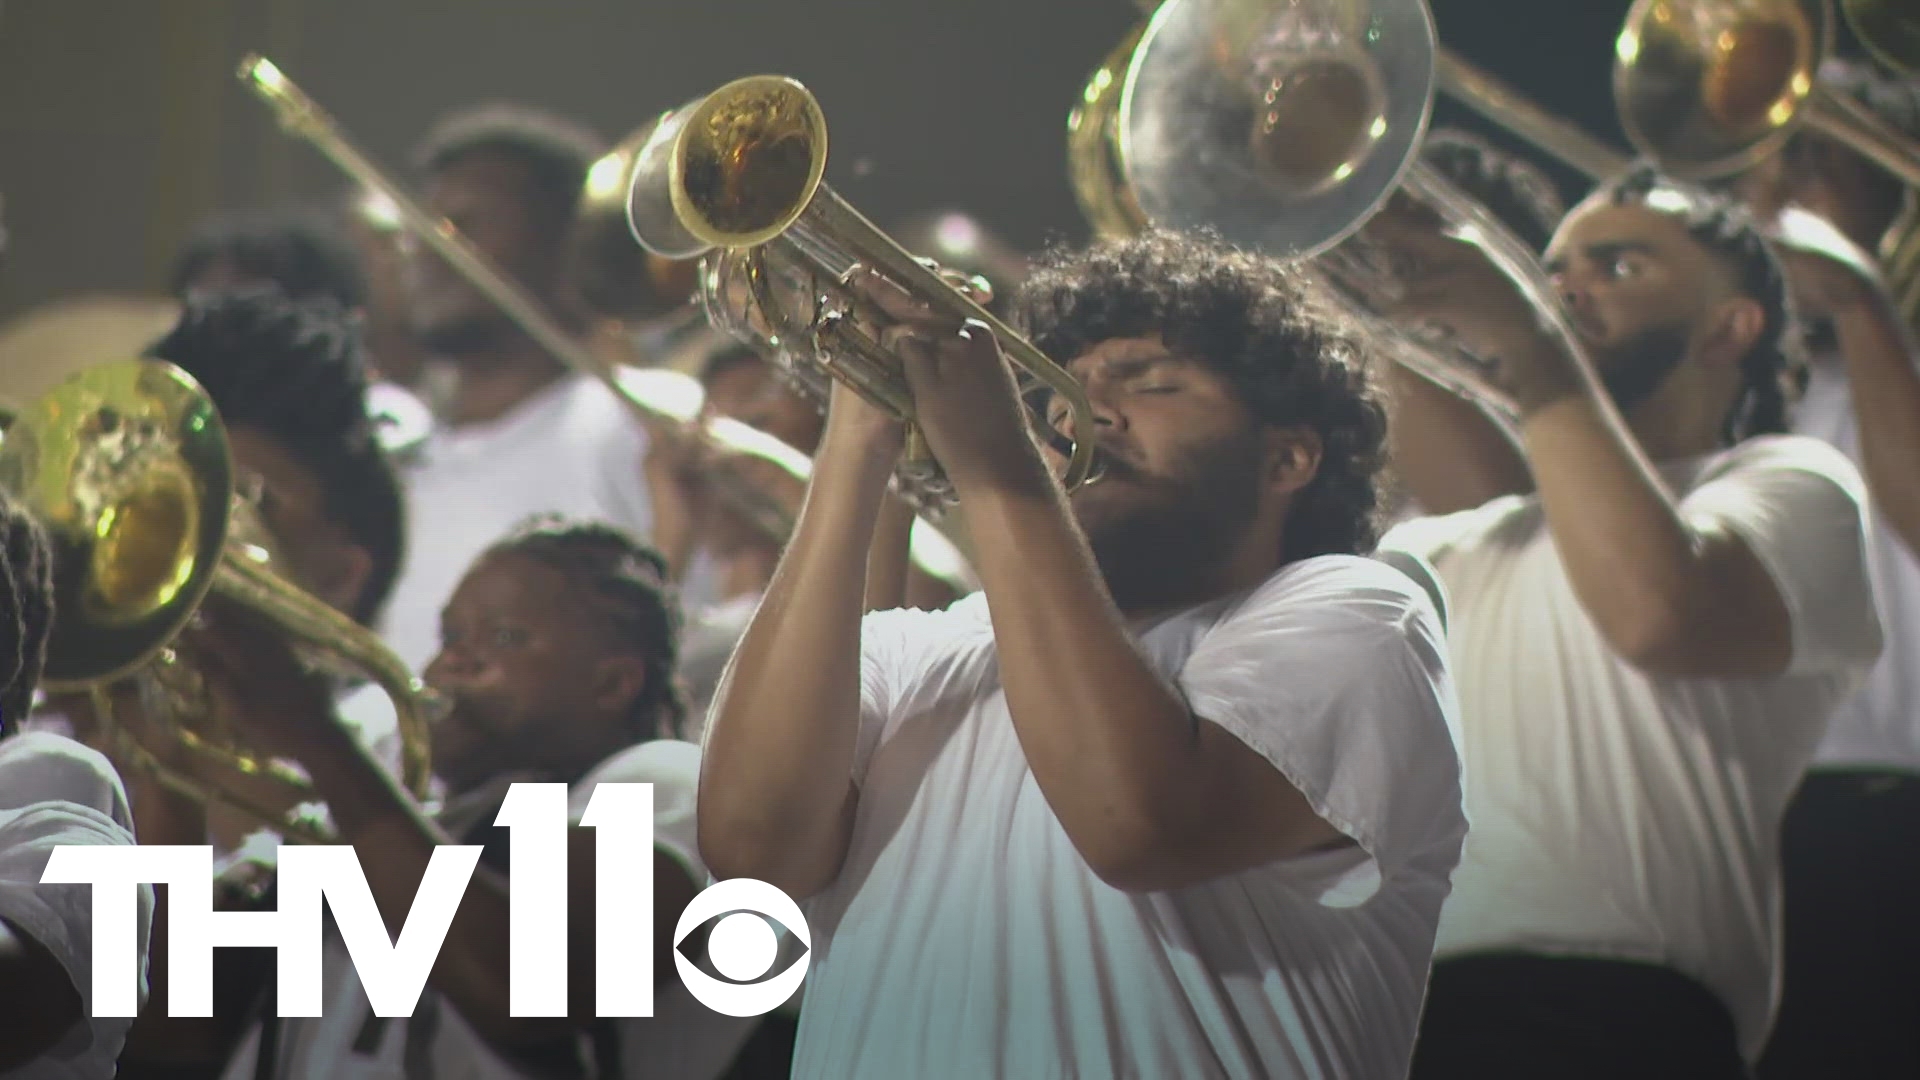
42, 783, 810, 1018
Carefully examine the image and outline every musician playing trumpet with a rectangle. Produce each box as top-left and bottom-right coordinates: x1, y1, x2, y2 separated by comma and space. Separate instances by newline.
700, 231, 1467, 1079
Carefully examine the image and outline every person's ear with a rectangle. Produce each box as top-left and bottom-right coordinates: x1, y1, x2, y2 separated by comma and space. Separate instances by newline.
590, 655, 649, 717
1263, 426, 1323, 497
1699, 296, 1766, 371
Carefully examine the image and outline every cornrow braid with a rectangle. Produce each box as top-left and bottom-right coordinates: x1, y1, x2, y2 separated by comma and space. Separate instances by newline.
487, 516, 688, 741
0, 491, 54, 730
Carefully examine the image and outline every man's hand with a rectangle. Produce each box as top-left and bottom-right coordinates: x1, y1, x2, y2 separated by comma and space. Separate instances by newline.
852, 269, 1047, 492
184, 599, 350, 767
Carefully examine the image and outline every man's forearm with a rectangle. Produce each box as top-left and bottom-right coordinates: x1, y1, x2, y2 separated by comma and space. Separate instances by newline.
698, 429, 893, 894
1835, 297, 1920, 557
954, 462, 1271, 883
1386, 364, 1533, 514
294, 733, 548, 1043
1519, 385, 1724, 663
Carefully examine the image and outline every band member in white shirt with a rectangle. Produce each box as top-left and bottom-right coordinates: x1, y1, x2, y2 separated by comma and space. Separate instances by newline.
701, 230, 1468, 1079
379, 106, 662, 674
0, 492, 154, 1079
38, 290, 411, 1078
1376, 165, 1883, 1077
206, 517, 754, 1080
1721, 59, 1920, 1079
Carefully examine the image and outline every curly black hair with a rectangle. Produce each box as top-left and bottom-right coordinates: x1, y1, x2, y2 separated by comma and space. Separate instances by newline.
171, 208, 368, 309
1596, 165, 1804, 444
1011, 228, 1390, 564
1420, 127, 1569, 253
146, 289, 405, 627
412, 104, 604, 231
0, 491, 53, 730
486, 516, 688, 742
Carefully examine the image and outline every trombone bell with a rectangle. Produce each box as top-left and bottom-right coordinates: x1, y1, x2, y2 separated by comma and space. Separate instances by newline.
1116, 0, 1438, 260
1614, 0, 1827, 179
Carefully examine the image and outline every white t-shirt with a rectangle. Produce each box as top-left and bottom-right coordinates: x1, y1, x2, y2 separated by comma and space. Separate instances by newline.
1379, 433, 1882, 1061
219, 739, 757, 1080
379, 374, 657, 673
0, 731, 153, 1080
791, 555, 1467, 1080
1793, 355, 1920, 770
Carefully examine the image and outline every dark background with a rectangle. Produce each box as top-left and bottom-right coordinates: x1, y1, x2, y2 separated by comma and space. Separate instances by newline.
6, 0, 1859, 325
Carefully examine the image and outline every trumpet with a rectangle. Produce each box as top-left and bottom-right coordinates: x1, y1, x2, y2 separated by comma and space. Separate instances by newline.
239, 55, 799, 547
625, 75, 1102, 513
0, 360, 436, 843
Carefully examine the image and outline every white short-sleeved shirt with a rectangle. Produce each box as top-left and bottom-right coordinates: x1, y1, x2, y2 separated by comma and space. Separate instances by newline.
218, 739, 758, 1080
1379, 433, 1882, 1061
1794, 355, 1920, 770
379, 374, 658, 673
0, 731, 153, 1080
790, 555, 1467, 1080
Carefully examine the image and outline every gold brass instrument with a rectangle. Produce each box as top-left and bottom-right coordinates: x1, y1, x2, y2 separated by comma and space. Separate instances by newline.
1075, 2, 1635, 230
0, 360, 435, 843
624, 75, 1102, 513
238, 55, 799, 546
1070, 0, 1569, 414
569, 120, 707, 333
1614, 0, 1920, 186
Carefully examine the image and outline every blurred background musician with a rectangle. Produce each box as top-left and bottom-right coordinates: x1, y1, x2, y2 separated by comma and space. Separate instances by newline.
373, 105, 667, 675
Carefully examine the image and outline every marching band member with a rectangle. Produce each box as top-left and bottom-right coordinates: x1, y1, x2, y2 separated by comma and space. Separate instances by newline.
376, 106, 665, 674
701, 230, 1468, 1079
208, 517, 755, 1080
1376, 167, 1881, 1077
71, 290, 408, 1077
0, 493, 154, 1079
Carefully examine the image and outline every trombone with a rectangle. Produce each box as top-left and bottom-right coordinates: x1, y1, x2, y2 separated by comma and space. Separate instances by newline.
0, 360, 436, 844
1612, 0, 1920, 187
239, 55, 797, 547
625, 75, 1103, 513
1068, 0, 1573, 413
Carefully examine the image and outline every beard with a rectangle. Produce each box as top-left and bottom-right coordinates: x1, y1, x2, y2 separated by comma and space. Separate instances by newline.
1075, 426, 1267, 612
1589, 320, 1692, 416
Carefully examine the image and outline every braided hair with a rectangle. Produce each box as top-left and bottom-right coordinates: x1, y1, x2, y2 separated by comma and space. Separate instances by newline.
1597, 165, 1805, 444
486, 516, 688, 741
146, 288, 405, 626
0, 491, 54, 730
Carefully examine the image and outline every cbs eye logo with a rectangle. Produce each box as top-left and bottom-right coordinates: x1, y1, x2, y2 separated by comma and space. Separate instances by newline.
674, 878, 810, 1016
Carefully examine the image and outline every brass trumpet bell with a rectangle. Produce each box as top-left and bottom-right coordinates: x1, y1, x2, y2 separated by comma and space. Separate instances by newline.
1117, 0, 1438, 259
627, 75, 1102, 512
0, 359, 435, 839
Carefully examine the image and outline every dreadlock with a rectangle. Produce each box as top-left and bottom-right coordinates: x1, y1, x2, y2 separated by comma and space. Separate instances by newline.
1597, 164, 1805, 444
146, 288, 405, 626
486, 517, 688, 741
0, 491, 53, 730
